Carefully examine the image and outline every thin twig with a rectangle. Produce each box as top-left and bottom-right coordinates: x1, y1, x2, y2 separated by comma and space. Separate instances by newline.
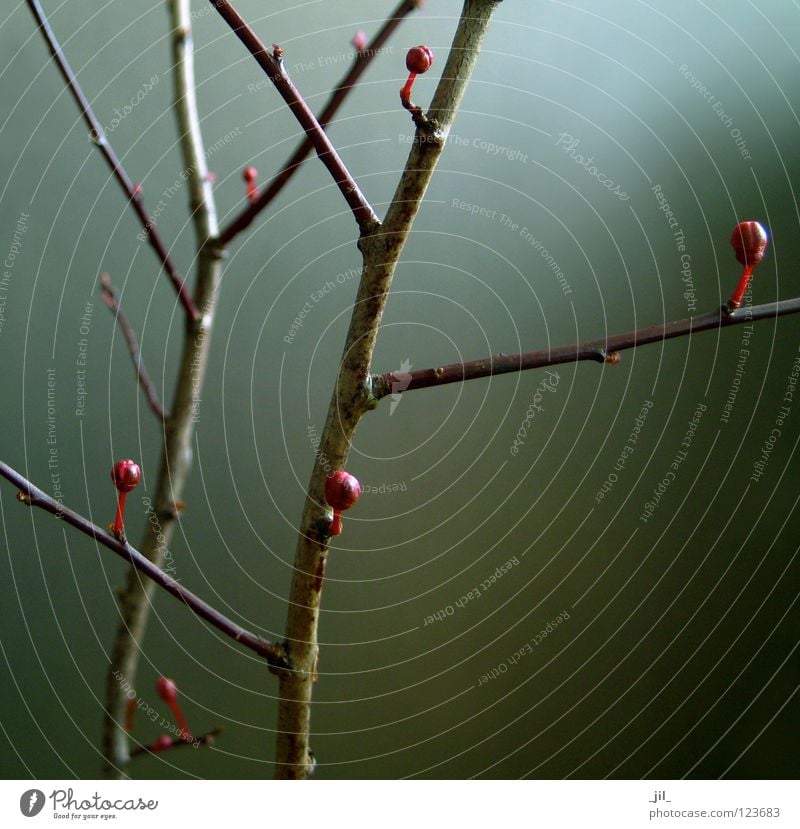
25, 0, 200, 321
100, 274, 167, 421
0, 461, 287, 667
130, 727, 224, 757
170, 5, 220, 245
219, 0, 421, 245
371, 297, 800, 397
208, 0, 380, 234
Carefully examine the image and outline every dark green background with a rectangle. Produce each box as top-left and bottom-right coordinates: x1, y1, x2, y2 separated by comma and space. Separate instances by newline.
1, 0, 798, 779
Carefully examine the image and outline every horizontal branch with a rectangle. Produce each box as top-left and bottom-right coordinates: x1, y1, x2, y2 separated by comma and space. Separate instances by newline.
25, 0, 200, 321
0, 461, 287, 669
208, 0, 379, 234
100, 274, 167, 421
219, 0, 420, 244
372, 296, 800, 397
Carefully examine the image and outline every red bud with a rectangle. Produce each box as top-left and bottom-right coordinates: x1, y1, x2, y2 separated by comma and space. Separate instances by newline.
325, 471, 362, 511
406, 45, 433, 74
156, 676, 178, 704
728, 221, 768, 310
111, 459, 141, 493
151, 735, 173, 753
730, 221, 767, 268
325, 471, 361, 538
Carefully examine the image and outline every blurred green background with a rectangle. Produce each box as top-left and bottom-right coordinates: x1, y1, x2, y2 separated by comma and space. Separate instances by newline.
1, 0, 798, 779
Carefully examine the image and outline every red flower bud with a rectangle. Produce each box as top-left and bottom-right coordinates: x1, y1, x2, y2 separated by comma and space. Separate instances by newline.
156, 676, 178, 704
324, 471, 362, 537
325, 471, 362, 511
406, 45, 434, 74
156, 676, 191, 740
110, 459, 141, 540
111, 459, 141, 492
352, 30, 367, 52
151, 735, 174, 753
401, 47, 434, 116
243, 166, 259, 204
728, 221, 768, 310
730, 221, 767, 268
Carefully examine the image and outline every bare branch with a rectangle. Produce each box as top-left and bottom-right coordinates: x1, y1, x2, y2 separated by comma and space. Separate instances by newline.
25, 0, 199, 321
101, 0, 228, 779
100, 274, 167, 421
130, 727, 223, 758
371, 296, 800, 397
169, 4, 220, 245
275, 0, 503, 780
219, 0, 421, 245
208, 0, 380, 234
0, 461, 287, 667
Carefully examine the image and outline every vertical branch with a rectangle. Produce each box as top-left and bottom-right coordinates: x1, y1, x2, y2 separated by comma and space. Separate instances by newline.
275, 0, 502, 779
168, 0, 220, 245
100, 0, 225, 778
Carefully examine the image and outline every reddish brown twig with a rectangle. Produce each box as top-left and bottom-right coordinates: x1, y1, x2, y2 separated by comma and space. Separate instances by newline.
100, 274, 167, 421
219, 0, 421, 244
25, 0, 200, 321
207, 0, 379, 235
0, 460, 288, 669
372, 296, 800, 398
130, 727, 223, 758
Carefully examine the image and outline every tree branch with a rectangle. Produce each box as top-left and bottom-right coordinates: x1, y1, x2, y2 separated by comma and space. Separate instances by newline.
101, 0, 228, 779
100, 274, 167, 421
208, 0, 380, 234
25, 0, 200, 322
170, 3, 220, 246
371, 296, 800, 397
218, 0, 421, 245
130, 727, 223, 757
0, 461, 287, 667
275, 0, 502, 780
